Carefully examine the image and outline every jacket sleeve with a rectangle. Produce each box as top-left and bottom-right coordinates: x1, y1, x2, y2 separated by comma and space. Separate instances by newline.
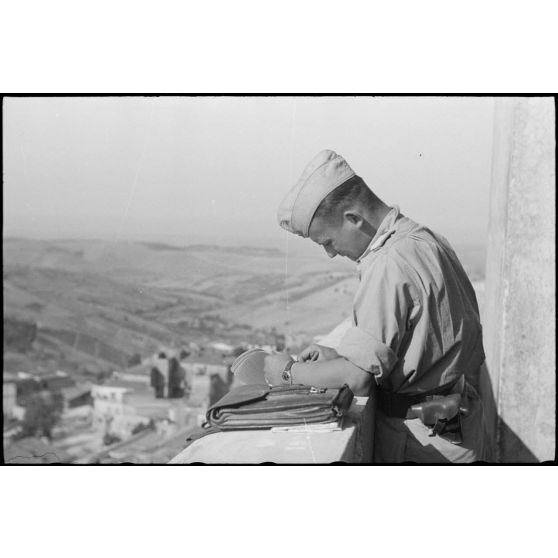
337, 253, 420, 382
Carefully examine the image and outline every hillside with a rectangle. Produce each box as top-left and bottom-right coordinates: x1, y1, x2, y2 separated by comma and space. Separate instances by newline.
3, 237, 485, 378
3, 238, 355, 376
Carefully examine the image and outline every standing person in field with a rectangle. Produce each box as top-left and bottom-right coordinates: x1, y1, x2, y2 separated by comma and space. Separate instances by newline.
263, 149, 489, 463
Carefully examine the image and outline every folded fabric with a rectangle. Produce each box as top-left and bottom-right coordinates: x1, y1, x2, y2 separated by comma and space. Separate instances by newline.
206, 383, 354, 430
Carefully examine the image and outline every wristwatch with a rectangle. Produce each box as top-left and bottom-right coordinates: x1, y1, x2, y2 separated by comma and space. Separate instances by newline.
281, 359, 295, 385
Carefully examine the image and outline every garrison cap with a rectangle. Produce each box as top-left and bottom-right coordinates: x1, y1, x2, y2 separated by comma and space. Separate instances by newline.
277, 149, 356, 237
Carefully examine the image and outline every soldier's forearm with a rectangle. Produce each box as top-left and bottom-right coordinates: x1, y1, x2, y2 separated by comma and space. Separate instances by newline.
291, 357, 372, 396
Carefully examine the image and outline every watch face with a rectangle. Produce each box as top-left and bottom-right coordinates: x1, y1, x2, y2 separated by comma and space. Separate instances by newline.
281, 370, 290, 383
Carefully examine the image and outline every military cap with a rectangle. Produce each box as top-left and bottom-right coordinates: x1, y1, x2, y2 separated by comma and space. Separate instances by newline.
277, 149, 356, 237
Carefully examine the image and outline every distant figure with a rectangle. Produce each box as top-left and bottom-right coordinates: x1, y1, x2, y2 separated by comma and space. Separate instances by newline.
275, 333, 286, 352
150, 367, 165, 398
168, 357, 185, 398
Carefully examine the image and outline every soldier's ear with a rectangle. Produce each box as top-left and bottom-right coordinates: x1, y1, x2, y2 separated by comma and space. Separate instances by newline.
343, 211, 364, 228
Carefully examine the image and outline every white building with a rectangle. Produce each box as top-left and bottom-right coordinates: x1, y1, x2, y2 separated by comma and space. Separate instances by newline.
208, 342, 234, 355
2, 381, 17, 418
91, 378, 184, 439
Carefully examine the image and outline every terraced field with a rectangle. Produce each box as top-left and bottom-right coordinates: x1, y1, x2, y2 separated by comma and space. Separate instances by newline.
3, 237, 485, 377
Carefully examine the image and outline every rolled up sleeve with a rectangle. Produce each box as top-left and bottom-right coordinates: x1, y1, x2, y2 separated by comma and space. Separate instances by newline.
337, 253, 420, 382
337, 326, 398, 377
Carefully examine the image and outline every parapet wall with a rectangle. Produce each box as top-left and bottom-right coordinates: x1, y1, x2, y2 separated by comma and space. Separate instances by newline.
482, 97, 555, 462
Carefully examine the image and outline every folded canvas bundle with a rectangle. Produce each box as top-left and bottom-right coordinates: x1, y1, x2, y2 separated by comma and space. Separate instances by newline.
206, 383, 354, 430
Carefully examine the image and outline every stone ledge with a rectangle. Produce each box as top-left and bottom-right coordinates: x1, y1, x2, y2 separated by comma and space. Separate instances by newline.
169, 395, 375, 464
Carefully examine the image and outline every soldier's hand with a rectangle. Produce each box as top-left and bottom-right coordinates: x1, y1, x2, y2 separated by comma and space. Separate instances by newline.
298, 344, 339, 362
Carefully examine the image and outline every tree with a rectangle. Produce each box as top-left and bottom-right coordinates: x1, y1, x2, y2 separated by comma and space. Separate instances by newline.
103, 432, 121, 446
20, 391, 63, 440
127, 353, 141, 367
4, 317, 37, 352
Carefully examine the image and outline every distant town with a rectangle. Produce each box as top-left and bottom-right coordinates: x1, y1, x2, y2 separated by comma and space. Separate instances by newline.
3, 339, 288, 464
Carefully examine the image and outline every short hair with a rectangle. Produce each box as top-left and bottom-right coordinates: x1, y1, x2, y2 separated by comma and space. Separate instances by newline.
312, 175, 377, 224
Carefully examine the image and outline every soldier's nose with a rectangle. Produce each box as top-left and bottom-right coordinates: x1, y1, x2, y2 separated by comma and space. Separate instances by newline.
325, 246, 337, 258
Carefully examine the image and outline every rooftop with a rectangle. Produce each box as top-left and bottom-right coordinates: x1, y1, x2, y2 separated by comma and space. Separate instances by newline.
61, 383, 92, 400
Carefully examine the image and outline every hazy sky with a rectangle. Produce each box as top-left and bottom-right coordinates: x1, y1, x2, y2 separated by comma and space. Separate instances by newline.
3, 96, 494, 250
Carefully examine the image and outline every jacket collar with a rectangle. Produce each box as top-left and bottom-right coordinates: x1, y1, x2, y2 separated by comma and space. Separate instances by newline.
357, 206, 400, 264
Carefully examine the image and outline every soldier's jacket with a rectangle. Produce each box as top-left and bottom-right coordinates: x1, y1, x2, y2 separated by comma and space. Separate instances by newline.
337, 206, 485, 395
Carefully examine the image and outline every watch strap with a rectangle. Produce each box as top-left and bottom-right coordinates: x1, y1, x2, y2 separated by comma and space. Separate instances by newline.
281, 359, 295, 385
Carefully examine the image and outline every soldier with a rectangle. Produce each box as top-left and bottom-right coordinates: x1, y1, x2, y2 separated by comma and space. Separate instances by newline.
264, 150, 489, 463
